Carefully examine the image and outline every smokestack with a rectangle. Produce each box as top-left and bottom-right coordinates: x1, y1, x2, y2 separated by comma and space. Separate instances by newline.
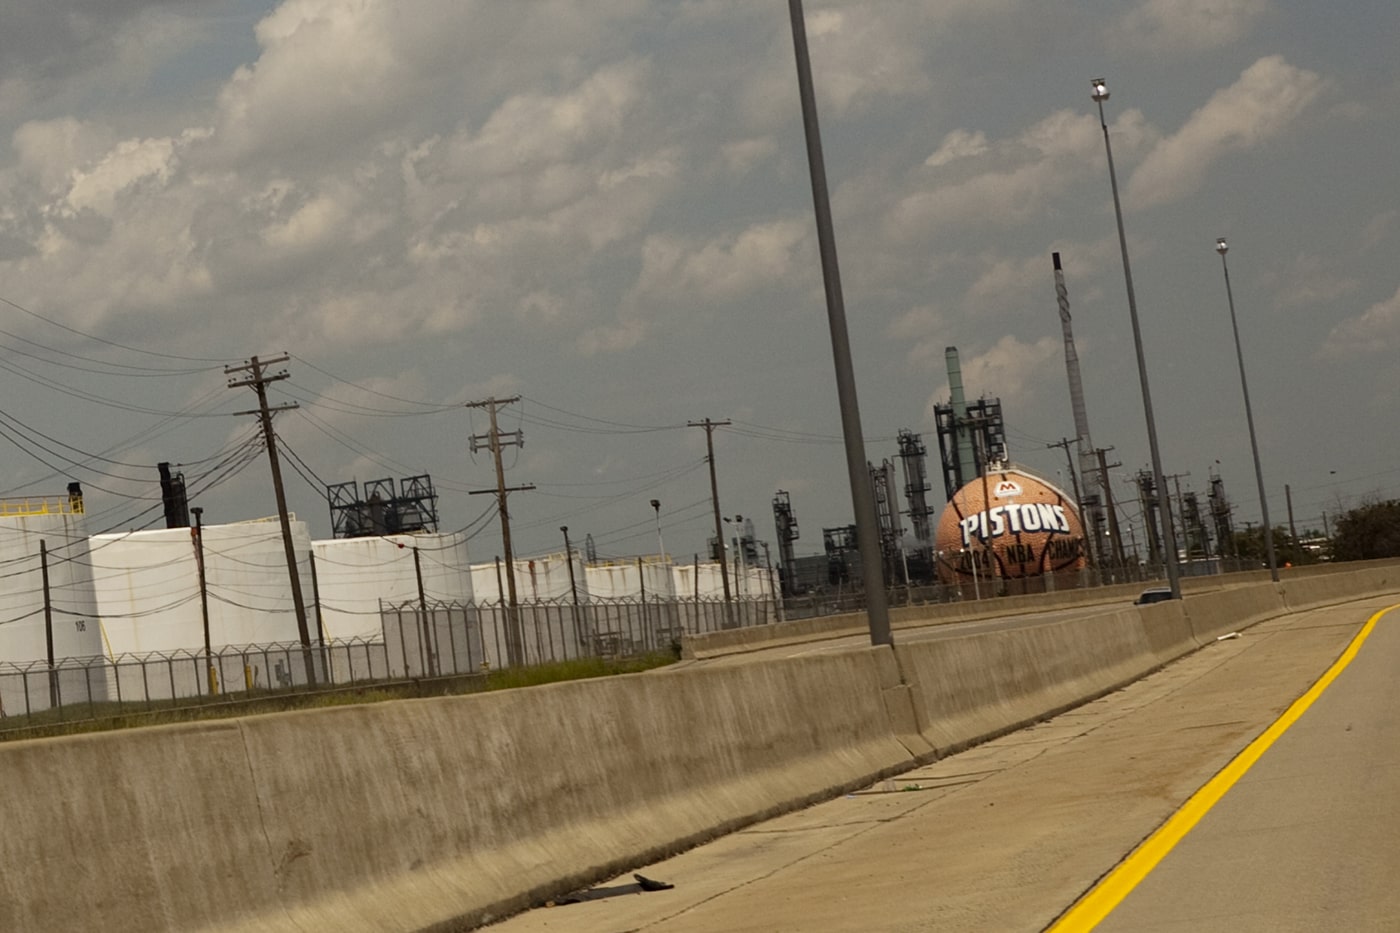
945, 347, 977, 484
158, 462, 191, 529
1053, 252, 1104, 564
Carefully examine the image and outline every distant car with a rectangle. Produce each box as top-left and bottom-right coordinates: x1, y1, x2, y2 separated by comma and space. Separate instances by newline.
1134, 587, 1175, 606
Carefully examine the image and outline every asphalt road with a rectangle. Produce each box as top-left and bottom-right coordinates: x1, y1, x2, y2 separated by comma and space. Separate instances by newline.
485, 596, 1400, 932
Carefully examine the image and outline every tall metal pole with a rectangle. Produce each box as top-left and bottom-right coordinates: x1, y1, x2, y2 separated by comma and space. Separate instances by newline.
788, 0, 891, 645
1216, 238, 1279, 582
1091, 78, 1180, 599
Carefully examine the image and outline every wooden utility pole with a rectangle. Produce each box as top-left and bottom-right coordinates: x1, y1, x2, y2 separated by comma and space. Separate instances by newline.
412, 546, 437, 676
689, 419, 733, 624
191, 507, 216, 694
1285, 483, 1298, 552
1166, 471, 1191, 566
227, 354, 316, 685
467, 396, 534, 665
40, 540, 57, 707
1048, 437, 1094, 570
1095, 447, 1127, 571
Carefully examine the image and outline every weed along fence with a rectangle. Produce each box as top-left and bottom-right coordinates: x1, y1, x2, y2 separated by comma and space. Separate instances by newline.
0, 593, 777, 736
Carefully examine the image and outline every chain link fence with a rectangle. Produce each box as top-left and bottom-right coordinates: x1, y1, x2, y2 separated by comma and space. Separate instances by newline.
0, 593, 776, 737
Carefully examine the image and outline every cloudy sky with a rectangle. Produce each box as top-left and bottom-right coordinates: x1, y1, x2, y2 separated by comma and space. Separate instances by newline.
0, 0, 1396, 565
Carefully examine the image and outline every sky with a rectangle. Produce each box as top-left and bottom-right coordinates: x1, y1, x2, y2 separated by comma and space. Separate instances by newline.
0, 0, 1397, 566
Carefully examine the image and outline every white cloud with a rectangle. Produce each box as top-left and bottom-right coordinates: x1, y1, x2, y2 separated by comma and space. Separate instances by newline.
11, 118, 115, 190
633, 220, 810, 303
260, 190, 353, 252
1110, 0, 1268, 53
1322, 284, 1400, 357
1360, 210, 1397, 252
887, 304, 952, 370
721, 138, 778, 175
802, 8, 930, 116
1127, 56, 1324, 208
460, 61, 650, 176
1263, 253, 1360, 310
887, 109, 1105, 239
924, 129, 988, 169
65, 136, 178, 216
578, 318, 649, 356
928, 336, 1061, 416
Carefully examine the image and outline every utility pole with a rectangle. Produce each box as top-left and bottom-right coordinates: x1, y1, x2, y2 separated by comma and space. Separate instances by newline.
412, 546, 437, 677
1166, 471, 1191, 569
560, 525, 582, 613
1047, 437, 1086, 532
40, 540, 57, 707
191, 506, 215, 694
760, 540, 784, 623
1096, 448, 1127, 571
1286, 483, 1298, 560
689, 419, 734, 625
467, 396, 534, 665
227, 354, 316, 685
1047, 437, 1083, 505
1134, 470, 1163, 568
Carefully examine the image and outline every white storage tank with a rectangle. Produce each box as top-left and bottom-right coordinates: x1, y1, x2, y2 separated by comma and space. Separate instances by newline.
91, 518, 312, 654
312, 531, 473, 640
674, 560, 730, 599
90, 517, 315, 700
469, 555, 587, 667
0, 495, 105, 713
312, 532, 477, 679
585, 558, 677, 599
515, 553, 584, 602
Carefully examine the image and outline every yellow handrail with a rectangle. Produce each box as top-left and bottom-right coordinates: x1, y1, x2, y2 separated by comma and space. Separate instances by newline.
0, 496, 84, 517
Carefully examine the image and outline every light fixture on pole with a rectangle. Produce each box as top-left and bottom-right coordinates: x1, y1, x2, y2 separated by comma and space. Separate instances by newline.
650, 498, 666, 561
1215, 237, 1279, 582
1091, 77, 1181, 599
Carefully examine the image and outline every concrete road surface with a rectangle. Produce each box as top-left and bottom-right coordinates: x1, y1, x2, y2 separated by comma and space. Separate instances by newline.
484, 597, 1400, 932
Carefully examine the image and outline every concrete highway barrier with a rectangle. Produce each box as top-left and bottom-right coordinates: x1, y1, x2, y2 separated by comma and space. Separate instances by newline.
1180, 583, 1287, 642
1, 563, 1395, 931
0, 650, 916, 932
897, 607, 1162, 755
1282, 562, 1400, 611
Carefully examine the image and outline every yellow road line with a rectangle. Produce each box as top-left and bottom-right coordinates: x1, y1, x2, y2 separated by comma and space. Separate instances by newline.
1047, 603, 1400, 932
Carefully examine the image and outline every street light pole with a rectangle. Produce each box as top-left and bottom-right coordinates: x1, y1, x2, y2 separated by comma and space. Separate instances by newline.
1216, 238, 1279, 582
787, 0, 891, 645
1091, 77, 1181, 599
650, 498, 666, 560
